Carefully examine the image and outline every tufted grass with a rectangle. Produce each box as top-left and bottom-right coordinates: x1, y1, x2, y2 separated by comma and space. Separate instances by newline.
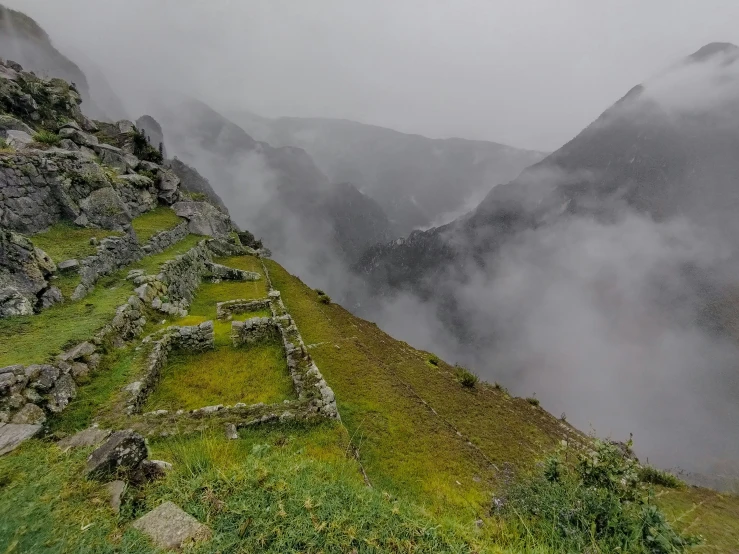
0, 272, 132, 367
129, 233, 202, 274
131, 206, 183, 243
143, 341, 295, 412
3, 252, 739, 552
31, 221, 120, 263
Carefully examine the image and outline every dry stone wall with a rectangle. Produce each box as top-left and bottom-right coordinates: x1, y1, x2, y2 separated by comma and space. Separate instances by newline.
216, 298, 271, 320
0, 294, 147, 424
72, 222, 189, 300
123, 321, 215, 414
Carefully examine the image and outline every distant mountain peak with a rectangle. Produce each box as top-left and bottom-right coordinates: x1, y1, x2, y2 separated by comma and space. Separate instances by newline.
688, 42, 739, 62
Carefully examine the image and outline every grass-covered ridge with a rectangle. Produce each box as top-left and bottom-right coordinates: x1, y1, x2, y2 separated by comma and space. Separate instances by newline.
31, 221, 120, 262
1, 230, 738, 552
130, 206, 183, 243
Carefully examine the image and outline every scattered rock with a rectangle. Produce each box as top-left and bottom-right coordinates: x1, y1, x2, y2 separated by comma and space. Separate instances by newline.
57, 426, 111, 452
106, 480, 126, 513
85, 429, 147, 480
39, 286, 63, 309
58, 259, 79, 272
172, 201, 232, 237
10, 403, 45, 425
0, 423, 41, 456
47, 374, 76, 413
58, 341, 95, 362
132, 501, 211, 550
224, 423, 238, 440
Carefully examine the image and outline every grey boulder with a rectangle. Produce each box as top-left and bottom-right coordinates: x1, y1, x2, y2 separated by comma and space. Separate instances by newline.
85, 429, 148, 480
173, 201, 232, 237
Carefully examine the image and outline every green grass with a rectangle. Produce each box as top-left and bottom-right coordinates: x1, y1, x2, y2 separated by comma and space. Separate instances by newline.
143, 341, 295, 411
129, 234, 202, 274
131, 206, 183, 244
32, 129, 61, 145
0, 272, 132, 367
31, 221, 120, 263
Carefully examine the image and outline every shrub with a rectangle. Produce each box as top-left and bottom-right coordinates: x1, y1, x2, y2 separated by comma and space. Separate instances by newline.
0, 138, 12, 151
526, 396, 540, 406
455, 365, 478, 388
315, 289, 326, 296
318, 294, 332, 305
639, 465, 684, 489
32, 130, 61, 145
428, 354, 439, 366
501, 439, 700, 553
493, 381, 509, 394
131, 126, 163, 163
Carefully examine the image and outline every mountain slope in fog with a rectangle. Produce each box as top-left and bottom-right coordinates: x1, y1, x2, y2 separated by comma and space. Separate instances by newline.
152, 97, 396, 264
0, 3, 115, 120
358, 42, 739, 291
230, 112, 547, 234
356, 43, 739, 478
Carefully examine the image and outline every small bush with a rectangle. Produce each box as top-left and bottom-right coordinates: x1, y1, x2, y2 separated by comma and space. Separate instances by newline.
502, 439, 699, 553
455, 365, 478, 388
428, 354, 439, 366
526, 396, 540, 406
131, 126, 163, 163
639, 465, 684, 489
0, 138, 11, 150
318, 294, 332, 305
315, 289, 326, 296
186, 191, 208, 202
32, 130, 61, 145
493, 381, 509, 394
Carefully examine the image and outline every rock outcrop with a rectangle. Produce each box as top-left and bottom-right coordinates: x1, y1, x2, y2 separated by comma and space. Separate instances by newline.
0, 228, 58, 316
84, 429, 148, 480
172, 201, 232, 237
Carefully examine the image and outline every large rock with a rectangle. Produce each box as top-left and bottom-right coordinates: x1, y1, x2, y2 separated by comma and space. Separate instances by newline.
78, 187, 132, 230
0, 114, 33, 137
57, 426, 111, 452
85, 429, 147, 480
5, 129, 33, 149
39, 286, 62, 309
0, 230, 57, 316
0, 286, 32, 317
132, 501, 211, 550
156, 168, 181, 204
10, 403, 45, 425
0, 422, 41, 456
47, 374, 76, 413
173, 201, 232, 237
93, 143, 138, 174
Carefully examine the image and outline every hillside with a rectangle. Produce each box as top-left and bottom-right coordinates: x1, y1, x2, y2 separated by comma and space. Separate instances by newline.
231, 112, 548, 234
0, 53, 736, 553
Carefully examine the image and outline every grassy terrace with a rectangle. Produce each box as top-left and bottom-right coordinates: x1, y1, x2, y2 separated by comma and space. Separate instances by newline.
143, 254, 293, 411
0, 235, 200, 368
2, 253, 738, 552
143, 342, 294, 411
31, 222, 120, 263
130, 206, 183, 243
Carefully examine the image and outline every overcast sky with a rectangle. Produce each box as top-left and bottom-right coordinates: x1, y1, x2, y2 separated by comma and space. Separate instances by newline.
6, 0, 739, 151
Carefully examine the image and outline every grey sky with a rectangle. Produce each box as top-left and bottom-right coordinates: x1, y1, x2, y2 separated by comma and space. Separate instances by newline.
6, 0, 739, 150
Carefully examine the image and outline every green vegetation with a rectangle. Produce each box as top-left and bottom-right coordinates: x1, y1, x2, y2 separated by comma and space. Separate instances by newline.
131, 126, 163, 164
144, 342, 295, 411
129, 234, 202, 274
455, 365, 479, 388
502, 440, 699, 553
2, 229, 738, 552
0, 272, 132, 367
638, 466, 684, 489
32, 129, 61, 146
130, 206, 183, 243
0, 137, 12, 151
526, 396, 540, 406
31, 221, 120, 262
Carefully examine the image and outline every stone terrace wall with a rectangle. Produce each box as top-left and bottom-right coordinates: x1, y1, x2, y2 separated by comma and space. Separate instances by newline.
0, 294, 147, 424
205, 262, 260, 282
216, 298, 271, 320
231, 317, 280, 346
72, 222, 190, 300
124, 321, 214, 414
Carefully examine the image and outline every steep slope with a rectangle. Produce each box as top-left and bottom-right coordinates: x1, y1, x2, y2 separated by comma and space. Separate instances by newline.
356, 43, 739, 479
0, 3, 115, 120
232, 112, 548, 234
151, 97, 396, 263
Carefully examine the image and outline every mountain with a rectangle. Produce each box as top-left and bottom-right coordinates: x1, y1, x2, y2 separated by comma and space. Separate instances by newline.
0, 6, 738, 551
358, 42, 739, 291
0, 4, 116, 120
230, 112, 547, 234
356, 43, 739, 480
150, 97, 396, 264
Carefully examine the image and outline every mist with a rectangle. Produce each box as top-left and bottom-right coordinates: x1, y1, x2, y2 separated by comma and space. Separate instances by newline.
3, 0, 739, 486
